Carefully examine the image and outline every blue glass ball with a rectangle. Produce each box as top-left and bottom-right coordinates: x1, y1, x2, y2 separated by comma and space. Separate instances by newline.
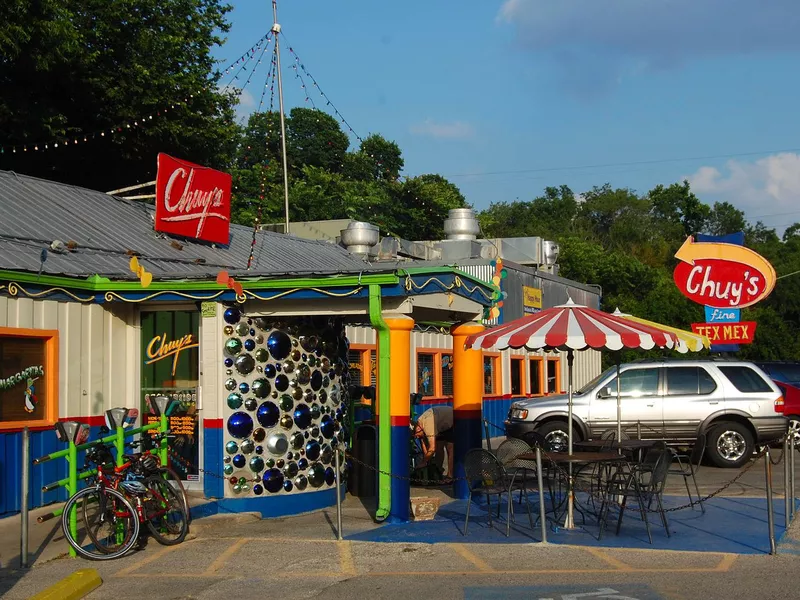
324, 467, 335, 486
267, 331, 292, 361
274, 374, 289, 392
224, 358, 233, 368
263, 468, 284, 494
227, 412, 253, 439
244, 339, 256, 352
239, 382, 250, 394
283, 480, 294, 492
320, 415, 335, 439
255, 445, 264, 454
298, 458, 309, 470
293, 403, 312, 429
250, 329, 256, 336
310, 370, 323, 391
233, 454, 246, 468
256, 402, 280, 428
264, 364, 277, 378
305, 440, 321, 461
253, 484, 263, 495
224, 307, 241, 324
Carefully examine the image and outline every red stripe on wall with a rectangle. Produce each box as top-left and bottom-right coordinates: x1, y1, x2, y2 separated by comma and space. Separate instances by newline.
204, 418, 224, 429
390, 415, 410, 427
63, 416, 106, 426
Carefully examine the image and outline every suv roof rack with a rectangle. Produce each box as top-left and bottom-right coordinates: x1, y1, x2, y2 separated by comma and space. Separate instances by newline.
630, 356, 742, 364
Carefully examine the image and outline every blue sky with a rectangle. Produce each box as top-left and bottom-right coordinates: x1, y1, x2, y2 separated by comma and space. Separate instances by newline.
215, 1, 800, 233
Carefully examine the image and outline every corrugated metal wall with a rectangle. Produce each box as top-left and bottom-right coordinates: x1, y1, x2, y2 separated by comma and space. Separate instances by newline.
0, 296, 139, 418
0, 296, 139, 515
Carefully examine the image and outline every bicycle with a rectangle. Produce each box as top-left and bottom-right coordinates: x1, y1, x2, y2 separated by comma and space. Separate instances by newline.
62, 441, 188, 560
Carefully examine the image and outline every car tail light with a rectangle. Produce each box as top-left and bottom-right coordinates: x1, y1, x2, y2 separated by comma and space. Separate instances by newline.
775, 396, 785, 411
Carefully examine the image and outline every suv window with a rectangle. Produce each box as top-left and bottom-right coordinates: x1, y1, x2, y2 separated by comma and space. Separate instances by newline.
666, 367, 717, 396
718, 366, 774, 393
605, 368, 659, 397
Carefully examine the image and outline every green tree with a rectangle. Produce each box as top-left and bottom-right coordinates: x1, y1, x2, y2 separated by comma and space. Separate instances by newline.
649, 180, 709, 240
705, 201, 747, 236
286, 107, 350, 173
0, 0, 238, 191
344, 134, 404, 181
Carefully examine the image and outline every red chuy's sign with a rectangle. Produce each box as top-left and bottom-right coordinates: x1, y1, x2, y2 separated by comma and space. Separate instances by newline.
155, 153, 231, 245
691, 321, 757, 345
673, 236, 776, 309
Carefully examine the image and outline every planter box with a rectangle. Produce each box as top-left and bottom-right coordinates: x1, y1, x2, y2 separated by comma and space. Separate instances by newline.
410, 496, 440, 521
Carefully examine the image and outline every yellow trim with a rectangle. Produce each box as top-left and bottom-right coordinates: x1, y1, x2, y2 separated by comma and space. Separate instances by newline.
403, 274, 494, 301
105, 290, 228, 303
29, 568, 102, 600
4, 282, 96, 302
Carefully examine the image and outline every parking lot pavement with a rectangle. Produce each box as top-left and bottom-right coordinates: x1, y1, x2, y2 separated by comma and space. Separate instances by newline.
3, 529, 800, 600
3, 449, 800, 599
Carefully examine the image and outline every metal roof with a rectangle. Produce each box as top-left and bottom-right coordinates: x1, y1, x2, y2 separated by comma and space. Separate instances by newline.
0, 170, 385, 280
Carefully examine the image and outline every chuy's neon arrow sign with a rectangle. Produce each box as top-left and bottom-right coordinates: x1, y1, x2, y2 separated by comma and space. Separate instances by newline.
673, 236, 776, 309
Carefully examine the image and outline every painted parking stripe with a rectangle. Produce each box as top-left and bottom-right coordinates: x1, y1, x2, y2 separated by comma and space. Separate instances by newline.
463, 585, 663, 599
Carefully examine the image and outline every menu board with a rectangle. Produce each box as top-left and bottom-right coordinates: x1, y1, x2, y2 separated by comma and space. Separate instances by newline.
142, 389, 199, 481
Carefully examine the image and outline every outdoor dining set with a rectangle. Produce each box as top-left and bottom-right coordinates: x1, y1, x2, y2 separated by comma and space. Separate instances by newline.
462, 430, 707, 544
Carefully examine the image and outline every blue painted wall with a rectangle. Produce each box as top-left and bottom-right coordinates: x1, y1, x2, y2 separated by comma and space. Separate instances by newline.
0, 425, 105, 517
411, 396, 520, 440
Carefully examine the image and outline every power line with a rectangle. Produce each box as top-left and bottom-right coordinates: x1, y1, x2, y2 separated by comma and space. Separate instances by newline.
444, 147, 800, 178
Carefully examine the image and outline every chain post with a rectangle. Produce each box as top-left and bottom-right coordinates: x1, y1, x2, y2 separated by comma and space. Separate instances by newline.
765, 447, 777, 555
785, 436, 790, 527
791, 438, 796, 523
335, 447, 343, 541
535, 447, 547, 543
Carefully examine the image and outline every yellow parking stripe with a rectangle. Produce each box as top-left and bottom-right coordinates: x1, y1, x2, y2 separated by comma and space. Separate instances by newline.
448, 544, 495, 572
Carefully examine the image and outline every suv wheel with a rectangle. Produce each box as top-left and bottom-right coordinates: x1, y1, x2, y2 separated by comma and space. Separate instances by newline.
707, 421, 754, 468
788, 416, 800, 448
536, 421, 580, 453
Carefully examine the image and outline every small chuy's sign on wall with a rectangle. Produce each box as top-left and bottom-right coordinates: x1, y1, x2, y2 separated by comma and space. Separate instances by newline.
154, 153, 232, 245
673, 234, 776, 347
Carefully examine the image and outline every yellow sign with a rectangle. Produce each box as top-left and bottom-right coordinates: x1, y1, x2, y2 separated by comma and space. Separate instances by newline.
523, 286, 542, 309
145, 333, 199, 376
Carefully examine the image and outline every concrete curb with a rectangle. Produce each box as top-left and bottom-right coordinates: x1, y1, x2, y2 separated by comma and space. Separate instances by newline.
29, 568, 102, 600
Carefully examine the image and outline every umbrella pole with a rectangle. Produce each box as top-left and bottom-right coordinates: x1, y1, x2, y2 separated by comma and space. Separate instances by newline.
566, 350, 575, 529
616, 353, 622, 448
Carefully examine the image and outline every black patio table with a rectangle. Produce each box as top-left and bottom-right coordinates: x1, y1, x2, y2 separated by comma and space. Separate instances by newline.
517, 451, 627, 526
574, 439, 659, 462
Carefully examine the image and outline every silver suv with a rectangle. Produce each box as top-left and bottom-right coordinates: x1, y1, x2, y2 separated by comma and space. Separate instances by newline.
505, 359, 787, 468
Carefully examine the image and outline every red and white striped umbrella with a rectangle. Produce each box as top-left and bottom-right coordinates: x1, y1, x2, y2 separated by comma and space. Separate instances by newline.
467, 299, 681, 352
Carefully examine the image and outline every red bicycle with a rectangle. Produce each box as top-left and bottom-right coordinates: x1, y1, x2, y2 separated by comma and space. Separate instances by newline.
62, 443, 188, 560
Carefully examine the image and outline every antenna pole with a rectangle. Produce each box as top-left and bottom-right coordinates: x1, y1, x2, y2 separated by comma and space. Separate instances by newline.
272, 0, 291, 235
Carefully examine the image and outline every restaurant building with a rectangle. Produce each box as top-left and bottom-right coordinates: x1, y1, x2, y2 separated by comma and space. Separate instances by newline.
0, 170, 600, 521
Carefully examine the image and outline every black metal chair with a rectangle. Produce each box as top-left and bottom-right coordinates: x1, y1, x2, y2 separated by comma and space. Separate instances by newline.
463, 448, 533, 536
669, 433, 707, 513
600, 447, 672, 543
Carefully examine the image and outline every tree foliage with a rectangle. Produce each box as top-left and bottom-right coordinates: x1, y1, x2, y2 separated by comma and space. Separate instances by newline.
480, 180, 800, 361
0, 0, 238, 190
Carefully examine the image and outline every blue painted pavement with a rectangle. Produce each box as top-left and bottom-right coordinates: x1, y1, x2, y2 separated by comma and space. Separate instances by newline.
346, 492, 797, 555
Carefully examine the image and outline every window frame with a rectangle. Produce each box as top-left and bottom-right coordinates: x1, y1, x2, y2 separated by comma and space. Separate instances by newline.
510, 356, 526, 396
0, 327, 59, 431
415, 348, 455, 400
348, 344, 375, 387
483, 352, 501, 397
546, 357, 562, 395
528, 356, 545, 397
664, 366, 718, 396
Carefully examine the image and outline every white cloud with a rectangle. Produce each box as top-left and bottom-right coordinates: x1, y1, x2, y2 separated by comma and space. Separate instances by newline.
685, 153, 800, 232
410, 119, 476, 140
218, 84, 256, 122
497, 1, 800, 91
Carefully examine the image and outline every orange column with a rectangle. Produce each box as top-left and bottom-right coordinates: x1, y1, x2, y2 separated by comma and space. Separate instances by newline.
384, 315, 415, 522
451, 321, 485, 499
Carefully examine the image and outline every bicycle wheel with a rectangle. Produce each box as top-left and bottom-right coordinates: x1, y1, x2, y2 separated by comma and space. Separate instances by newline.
157, 467, 192, 524
144, 475, 188, 546
63, 486, 139, 560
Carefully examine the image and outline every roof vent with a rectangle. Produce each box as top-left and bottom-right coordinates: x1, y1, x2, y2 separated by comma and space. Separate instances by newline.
443, 208, 480, 241
340, 221, 379, 255
542, 240, 560, 265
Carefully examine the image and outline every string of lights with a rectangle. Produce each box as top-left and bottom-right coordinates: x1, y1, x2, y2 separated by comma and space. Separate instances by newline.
219, 33, 271, 83
281, 33, 363, 144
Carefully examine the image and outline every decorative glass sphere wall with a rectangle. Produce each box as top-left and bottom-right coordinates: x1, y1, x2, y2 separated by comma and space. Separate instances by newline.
221, 308, 349, 497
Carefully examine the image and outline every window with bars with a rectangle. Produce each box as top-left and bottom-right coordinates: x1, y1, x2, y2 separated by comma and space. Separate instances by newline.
441, 353, 454, 396
417, 353, 436, 397
529, 358, 543, 396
